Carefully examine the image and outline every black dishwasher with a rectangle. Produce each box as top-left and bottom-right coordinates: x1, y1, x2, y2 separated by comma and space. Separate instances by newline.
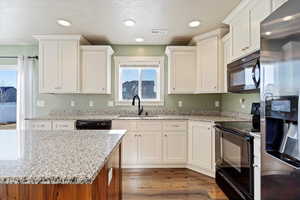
75, 120, 112, 130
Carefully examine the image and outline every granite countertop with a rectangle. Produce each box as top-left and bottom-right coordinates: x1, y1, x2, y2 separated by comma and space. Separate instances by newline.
27, 114, 248, 123
0, 129, 126, 184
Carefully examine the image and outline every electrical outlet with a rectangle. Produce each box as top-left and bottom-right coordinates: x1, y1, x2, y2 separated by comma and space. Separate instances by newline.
70, 100, 75, 107
215, 101, 220, 108
89, 100, 94, 107
178, 101, 183, 108
108, 101, 114, 107
37, 100, 45, 107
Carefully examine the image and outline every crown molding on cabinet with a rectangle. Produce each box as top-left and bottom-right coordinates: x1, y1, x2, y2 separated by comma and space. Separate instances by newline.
33, 34, 90, 44
190, 28, 229, 45
223, 0, 252, 24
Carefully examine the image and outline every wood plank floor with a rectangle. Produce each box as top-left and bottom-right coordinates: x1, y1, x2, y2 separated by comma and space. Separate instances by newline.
122, 168, 228, 200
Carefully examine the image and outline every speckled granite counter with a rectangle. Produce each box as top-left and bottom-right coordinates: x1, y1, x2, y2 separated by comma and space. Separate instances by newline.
0, 129, 126, 184
27, 114, 248, 122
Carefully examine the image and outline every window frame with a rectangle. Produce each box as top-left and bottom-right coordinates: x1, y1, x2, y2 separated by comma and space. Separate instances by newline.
115, 56, 164, 106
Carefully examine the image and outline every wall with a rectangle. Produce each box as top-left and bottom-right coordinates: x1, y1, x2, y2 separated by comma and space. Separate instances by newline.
221, 93, 260, 114
0, 45, 221, 117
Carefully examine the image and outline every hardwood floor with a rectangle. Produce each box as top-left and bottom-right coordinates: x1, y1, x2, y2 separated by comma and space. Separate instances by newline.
122, 168, 228, 200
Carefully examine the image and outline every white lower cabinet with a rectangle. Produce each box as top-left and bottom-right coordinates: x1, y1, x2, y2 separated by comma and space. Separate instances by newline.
188, 121, 215, 177
253, 135, 261, 200
163, 131, 187, 164
138, 132, 163, 164
121, 132, 139, 165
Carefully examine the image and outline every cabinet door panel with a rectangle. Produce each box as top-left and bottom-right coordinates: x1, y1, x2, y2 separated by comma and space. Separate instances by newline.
39, 41, 59, 92
188, 122, 213, 171
231, 9, 250, 60
60, 40, 79, 93
81, 50, 107, 93
138, 132, 162, 164
170, 51, 196, 93
250, 0, 272, 52
197, 37, 219, 92
122, 132, 138, 165
163, 132, 187, 164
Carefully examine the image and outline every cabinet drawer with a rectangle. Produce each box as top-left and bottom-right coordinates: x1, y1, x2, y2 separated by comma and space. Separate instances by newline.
52, 120, 75, 130
28, 120, 52, 130
163, 121, 187, 131
137, 121, 162, 131
112, 120, 137, 131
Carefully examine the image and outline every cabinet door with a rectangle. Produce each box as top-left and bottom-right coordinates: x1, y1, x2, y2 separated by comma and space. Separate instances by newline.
39, 40, 60, 93
231, 9, 251, 60
138, 132, 162, 164
223, 35, 231, 93
272, 0, 288, 11
249, 0, 272, 52
122, 132, 138, 165
81, 50, 108, 94
197, 37, 219, 93
60, 40, 79, 93
163, 132, 187, 164
188, 122, 213, 171
169, 51, 196, 94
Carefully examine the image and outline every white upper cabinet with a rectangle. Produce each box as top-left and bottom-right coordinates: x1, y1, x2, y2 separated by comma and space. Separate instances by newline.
222, 34, 231, 93
34, 35, 89, 93
165, 46, 197, 94
224, 0, 272, 62
272, 0, 288, 11
192, 28, 227, 93
249, 0, 272, 52
80, 46, 114, 94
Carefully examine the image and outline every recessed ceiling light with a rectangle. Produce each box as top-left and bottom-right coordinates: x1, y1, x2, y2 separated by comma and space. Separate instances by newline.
135, 38, 144, 42
57, 19, 72, 27
124, 19, 136, 27
283, 15, 294, 21
265, 32, 272, 36
189, 20, 201, 28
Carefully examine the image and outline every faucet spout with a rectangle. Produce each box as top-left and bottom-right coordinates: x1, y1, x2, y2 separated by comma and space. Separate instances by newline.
132, 95, 143, 116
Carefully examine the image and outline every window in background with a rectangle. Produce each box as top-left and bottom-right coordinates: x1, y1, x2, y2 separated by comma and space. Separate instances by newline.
115, 57, 164, 105
0, 67, 17, 130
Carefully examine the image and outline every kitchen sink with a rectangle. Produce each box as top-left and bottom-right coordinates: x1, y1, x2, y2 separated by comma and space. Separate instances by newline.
118, 114, 159, 118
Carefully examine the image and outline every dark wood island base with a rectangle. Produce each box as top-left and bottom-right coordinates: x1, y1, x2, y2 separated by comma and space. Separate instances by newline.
0, 144, 121, 200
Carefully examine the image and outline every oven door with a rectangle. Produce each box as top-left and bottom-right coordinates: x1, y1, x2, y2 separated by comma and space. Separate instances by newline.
227, 58, 260, 93
215, 126, 254, 199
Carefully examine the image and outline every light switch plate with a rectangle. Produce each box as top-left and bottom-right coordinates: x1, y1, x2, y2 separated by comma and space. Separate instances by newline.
70, 100, 75, 107
108, 101, 114, 107
37, 100, 45, 107
89, 100, 94, 107
178, 101, 183, 107
215, 101, 220, 107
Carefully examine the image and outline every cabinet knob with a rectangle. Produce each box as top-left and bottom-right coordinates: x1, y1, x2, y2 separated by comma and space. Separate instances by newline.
164, 134, 168, 137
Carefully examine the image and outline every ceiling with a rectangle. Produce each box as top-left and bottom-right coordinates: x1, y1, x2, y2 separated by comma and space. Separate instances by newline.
0, 0, 240, 45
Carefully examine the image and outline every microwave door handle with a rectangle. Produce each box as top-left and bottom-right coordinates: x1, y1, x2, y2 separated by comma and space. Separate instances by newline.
252, 61, 260, 88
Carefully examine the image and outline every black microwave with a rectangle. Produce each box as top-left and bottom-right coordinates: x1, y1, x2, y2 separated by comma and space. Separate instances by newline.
227, 51, 260, 93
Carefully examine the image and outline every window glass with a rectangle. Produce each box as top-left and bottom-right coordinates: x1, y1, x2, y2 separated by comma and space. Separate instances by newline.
141, 69, 157, 99
0, 70, 17, 129
121, 68, 139, 100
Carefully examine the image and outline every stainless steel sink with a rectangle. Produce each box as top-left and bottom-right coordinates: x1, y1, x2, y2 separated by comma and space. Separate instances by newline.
118, 114, 159, 118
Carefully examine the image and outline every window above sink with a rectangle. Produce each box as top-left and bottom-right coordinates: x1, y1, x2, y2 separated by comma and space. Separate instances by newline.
114, 56, 164, 106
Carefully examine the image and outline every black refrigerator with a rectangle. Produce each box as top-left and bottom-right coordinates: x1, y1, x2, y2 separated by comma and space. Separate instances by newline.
261, 0, 300, 199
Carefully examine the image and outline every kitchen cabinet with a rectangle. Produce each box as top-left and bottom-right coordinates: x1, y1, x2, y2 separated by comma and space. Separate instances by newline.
188, 121, 215, 177
165, 46, 197, 94
193, 28, 227, 93
80, 46, 114, 94
34, 35, 89, 93
138, 132, 163, 164
112, 120, 187, 167
222, 34, 231, 93
223, 0, 272, 62
272, 0, 288, 11
163, 131, 187, 164
253, 135, 261, 200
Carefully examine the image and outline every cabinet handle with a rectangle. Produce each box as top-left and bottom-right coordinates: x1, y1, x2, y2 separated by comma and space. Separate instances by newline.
164, 134, 168, 137
241, 46, 249, 51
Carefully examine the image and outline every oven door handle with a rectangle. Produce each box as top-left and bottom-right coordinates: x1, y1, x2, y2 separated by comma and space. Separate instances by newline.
215, 126, 253, 141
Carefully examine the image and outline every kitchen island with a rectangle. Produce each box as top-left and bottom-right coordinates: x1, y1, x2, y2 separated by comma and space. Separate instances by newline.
0, 129, 126, 200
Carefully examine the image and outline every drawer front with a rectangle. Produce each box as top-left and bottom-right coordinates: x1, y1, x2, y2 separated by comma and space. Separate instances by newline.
137, 121, 162, 131
29, 120, 52, 130
163, 121, 187, 131
52, 120, 75, 130
112, 120, 137, 131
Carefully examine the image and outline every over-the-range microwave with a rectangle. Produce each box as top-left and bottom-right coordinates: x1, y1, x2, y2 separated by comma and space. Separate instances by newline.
227, 51, 260, 93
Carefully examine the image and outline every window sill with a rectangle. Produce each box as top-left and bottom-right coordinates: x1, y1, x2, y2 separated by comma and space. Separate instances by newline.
115, 101, 164, 106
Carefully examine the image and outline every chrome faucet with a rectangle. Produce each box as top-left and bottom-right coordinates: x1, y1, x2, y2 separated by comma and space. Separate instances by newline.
132, 95, 143, 116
